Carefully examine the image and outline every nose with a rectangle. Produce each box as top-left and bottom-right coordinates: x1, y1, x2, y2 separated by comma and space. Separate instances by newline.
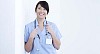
39, 7, 45, 12
40, 9, 44, 12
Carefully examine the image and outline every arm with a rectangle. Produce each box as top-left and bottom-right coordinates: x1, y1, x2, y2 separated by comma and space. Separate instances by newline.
50, 31, 61, 50
25, 28, 38, 52
46, 24, 61, 50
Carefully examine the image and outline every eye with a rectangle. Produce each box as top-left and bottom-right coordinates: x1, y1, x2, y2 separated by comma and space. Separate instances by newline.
43, 8, 46, 10
38, 7, 41, 9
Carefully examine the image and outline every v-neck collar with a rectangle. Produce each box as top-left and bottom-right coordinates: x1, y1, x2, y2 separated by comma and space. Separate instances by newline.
35, 19, 47, 35
35, 19, 47, 27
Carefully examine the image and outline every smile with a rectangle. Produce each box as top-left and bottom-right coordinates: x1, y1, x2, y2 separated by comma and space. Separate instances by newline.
39, 13, 45, 16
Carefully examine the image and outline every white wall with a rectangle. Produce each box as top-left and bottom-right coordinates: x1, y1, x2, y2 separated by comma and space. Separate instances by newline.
0, 0, 15, 54
60, 0, 100, 54
15, 0, 25, 54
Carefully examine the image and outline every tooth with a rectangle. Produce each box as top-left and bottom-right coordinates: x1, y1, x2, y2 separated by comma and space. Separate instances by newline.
39, 13, 44, 15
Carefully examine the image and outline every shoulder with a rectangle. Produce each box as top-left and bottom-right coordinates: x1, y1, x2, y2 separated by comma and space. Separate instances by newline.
25, 21, 34, 28
47, 21, 56, 26
47, 21, 57, 28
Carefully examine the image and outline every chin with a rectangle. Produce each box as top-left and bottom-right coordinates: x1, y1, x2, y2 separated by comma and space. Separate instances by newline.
38, 16, 45, 19
38, 18, 44, 19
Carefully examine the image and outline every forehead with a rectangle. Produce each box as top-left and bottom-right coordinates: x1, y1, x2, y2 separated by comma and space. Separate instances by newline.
37, 4, 46, 9
37, 4, 43, 8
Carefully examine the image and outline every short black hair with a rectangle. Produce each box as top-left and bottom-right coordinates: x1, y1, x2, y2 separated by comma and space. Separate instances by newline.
35, 1, 49, 14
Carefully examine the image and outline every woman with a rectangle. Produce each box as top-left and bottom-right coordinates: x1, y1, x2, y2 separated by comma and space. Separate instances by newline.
24, 1, 62, 54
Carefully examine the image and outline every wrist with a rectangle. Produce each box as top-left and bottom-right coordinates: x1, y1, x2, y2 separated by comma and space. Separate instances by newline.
50, 31, 56, 38
50, 30, 55, 35
30, 33, 35, 39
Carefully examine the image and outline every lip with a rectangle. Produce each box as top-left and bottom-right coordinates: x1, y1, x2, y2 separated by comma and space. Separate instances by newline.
39, 13, 45, 16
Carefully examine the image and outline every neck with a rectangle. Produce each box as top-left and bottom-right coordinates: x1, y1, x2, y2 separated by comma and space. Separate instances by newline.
37, 18, 45, 25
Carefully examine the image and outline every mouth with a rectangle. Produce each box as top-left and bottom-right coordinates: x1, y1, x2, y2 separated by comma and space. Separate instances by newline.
39, 13, 45, 16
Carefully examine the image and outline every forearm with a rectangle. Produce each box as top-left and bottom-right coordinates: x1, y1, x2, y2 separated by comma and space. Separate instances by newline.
25, 35, 35, 52
51, 32, 61, 50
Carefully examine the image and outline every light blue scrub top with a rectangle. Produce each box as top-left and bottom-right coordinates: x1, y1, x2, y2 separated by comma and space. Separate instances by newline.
24, 19, 62, 54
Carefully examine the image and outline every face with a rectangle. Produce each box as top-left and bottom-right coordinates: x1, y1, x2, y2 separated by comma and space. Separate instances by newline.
36, 4, 47, 19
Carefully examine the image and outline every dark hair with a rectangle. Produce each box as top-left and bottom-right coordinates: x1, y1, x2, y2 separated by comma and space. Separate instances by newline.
35, 1, 49, 14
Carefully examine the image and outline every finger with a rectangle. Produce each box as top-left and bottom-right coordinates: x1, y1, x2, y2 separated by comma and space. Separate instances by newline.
46, 27, 48, 31
46, 25, 48, 28
46, 23, 49, 26
36, 26, 39, 30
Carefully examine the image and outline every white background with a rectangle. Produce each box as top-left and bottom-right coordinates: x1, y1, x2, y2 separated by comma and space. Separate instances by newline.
0, 0, 15, 54
0, 0, 100, 54
60, 0, 100, 54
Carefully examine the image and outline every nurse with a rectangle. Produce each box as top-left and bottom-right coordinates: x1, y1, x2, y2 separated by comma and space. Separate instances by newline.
24, 1, 62, 54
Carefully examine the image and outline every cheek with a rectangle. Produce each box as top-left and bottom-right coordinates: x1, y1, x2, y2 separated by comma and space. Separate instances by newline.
35, 10, 39, 13
45, 11, 47, 14
35, 11, 40, 16
35, 9, 40, 13
44, 12, 47, 16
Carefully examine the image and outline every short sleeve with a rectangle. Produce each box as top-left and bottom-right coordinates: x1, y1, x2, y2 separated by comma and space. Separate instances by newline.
24, 25, 30, 42
52, 23, 62, 40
